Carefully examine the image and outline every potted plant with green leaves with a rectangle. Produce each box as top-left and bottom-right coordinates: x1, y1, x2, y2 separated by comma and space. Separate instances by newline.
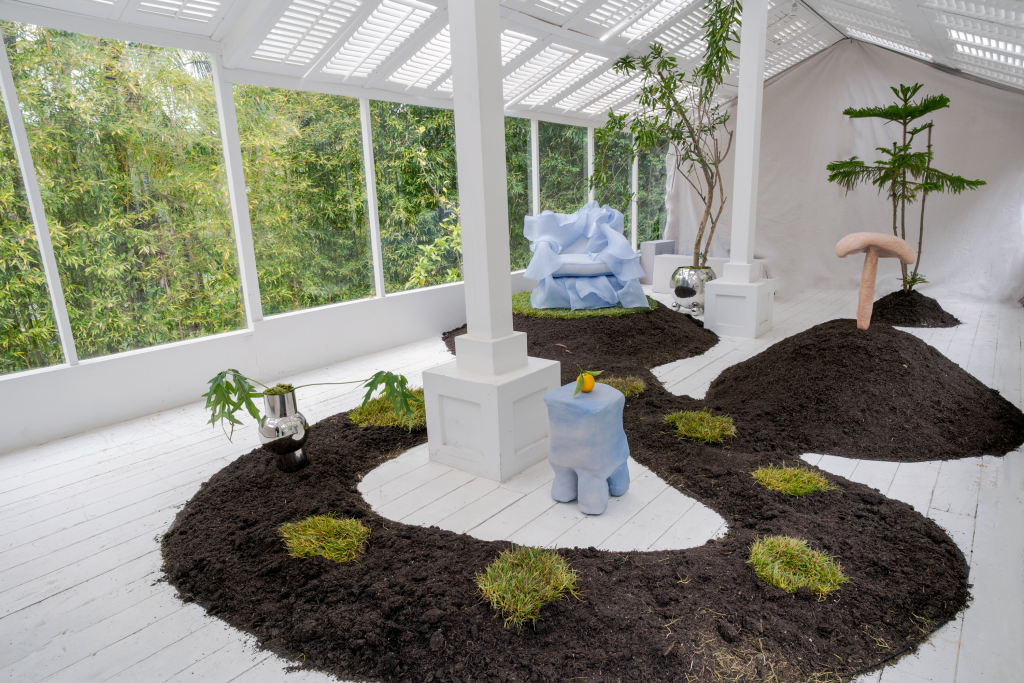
591, 0, 741, 313
203, 369, 421, 472
826, 83, 985, 294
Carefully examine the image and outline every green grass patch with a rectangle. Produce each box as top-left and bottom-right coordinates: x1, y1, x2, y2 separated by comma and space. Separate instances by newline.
752, 463, 837, 497
597, 375, 647, 398
476, 546, 579, 628
511, 291, 657, 319
349, 388, 425, 429
280, 515, 370, 563
664, 409, 736, 444
748, 536, 848, 600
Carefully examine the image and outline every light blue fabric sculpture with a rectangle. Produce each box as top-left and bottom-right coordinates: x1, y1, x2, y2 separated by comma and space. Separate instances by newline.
524, 201, 648, 310
543, 382, 630, 515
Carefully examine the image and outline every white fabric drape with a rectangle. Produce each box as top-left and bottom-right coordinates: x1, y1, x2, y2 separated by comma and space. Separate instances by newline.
664, 39, 1024, 302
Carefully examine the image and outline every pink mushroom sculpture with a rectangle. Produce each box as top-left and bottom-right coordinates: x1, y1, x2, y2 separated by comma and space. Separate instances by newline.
836, 232, 916, 330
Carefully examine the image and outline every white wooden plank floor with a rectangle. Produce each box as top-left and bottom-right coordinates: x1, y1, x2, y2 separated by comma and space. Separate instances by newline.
358, 447, 727, 551
1, 289, 1021, 682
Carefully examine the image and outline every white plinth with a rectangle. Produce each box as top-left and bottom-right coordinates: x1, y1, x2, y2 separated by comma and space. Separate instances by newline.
423, 356, 561, 482
704, 278, 775, 338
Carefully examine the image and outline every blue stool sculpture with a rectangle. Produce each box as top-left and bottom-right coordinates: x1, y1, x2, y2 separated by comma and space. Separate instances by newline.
543, 382, 630, 515
524, 201, 648, 310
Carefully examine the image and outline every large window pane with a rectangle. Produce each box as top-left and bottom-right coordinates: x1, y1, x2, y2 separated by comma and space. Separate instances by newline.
234, 86, 372, 315
371, 101, 460, 293
638, 145, 668, 243
0, 87, 62, 375
7, 24, 243, 359
505, 116, 532, 270
538, 121, 587, 214
594, 131, 633, 215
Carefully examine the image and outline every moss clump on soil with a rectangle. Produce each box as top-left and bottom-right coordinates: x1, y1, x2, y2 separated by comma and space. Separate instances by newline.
598, 375, 646, 398
264, 383, 295, 396
752, 463, 836, 497
664, 409, 736, 444
349, 388, 426, 430
511, 291, 656, 319
280, 515, 370, 563
476, 546, 579, 628
748, 536, 848, 600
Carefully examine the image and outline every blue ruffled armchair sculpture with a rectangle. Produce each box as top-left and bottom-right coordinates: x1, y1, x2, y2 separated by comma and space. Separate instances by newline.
524, 201, 648, 310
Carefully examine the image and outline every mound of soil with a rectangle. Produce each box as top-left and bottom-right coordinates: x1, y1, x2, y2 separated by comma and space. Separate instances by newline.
442, 303, 717, 387
705, 319, 1024, 461
162, 302, 978, 683
871, 290, 960, 328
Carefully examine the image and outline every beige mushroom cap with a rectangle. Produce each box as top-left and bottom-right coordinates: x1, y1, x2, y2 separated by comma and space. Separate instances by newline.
835, 232, 916, 264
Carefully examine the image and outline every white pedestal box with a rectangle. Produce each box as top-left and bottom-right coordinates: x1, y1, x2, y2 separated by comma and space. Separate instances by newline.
639, 240, 675, 285
704, 279, 775, 338
423, 356, 561, 482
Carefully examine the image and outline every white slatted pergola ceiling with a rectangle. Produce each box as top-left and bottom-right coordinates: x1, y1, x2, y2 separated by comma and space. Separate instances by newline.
1, 0, 1021, 122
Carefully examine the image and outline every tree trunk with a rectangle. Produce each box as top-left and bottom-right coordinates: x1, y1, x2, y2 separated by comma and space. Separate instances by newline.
911, 123, 933, 289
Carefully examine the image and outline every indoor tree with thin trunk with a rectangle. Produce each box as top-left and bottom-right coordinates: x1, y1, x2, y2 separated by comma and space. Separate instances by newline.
590, 0, 742, 269
826, 83, 985, 292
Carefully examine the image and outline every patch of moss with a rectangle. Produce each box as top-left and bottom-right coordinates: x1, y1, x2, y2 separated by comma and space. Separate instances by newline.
664, 409, 736, 444
597, 376, 647, 398
264, 383, 295, 396
511, 291, 656, 319
476, 546, 579, 628
349, 388, 426, 430
748, 536, 848, 600
752, 463, 836, 497
280, 515, 370, 563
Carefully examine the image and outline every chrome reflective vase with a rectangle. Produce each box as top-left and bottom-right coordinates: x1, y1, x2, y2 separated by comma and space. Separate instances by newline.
670, 266, 715, 314
259, 391, 310, 473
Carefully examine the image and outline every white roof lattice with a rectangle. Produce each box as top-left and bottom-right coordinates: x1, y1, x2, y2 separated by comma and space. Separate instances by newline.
3, 0, 1020, 123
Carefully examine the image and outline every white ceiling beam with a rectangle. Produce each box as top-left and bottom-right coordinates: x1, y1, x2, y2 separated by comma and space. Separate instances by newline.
501, 36, 553, 78
221, 0, 287, 68
0, 1, 221, 53
639, 0, 706, 47
500, 6, 615, 51
363, 8, 448, 88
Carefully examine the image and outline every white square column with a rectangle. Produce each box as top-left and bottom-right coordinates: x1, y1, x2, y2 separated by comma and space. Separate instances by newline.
423, 0, 560, 482
705, 0, 774, 339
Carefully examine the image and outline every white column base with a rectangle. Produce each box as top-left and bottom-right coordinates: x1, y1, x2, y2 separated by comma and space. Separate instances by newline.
704, 278, 775, 338
423, 356, 561, 482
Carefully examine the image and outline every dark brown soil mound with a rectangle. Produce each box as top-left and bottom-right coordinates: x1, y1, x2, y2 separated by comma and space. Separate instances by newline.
705, 319, 1024, 461
871, 290, 959, 327
162, 302, 976, 683
442, 302, 717, 387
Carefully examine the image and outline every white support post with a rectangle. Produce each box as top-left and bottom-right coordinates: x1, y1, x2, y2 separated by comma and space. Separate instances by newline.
423, 0, 559, 483
530, 117, 540, 216
0, 41, 78, 365
630, 146, 639, 251
703, 0, 774, 338
587, 126, 595, 203
211, 56, 263, 325
360, 98, 386, 298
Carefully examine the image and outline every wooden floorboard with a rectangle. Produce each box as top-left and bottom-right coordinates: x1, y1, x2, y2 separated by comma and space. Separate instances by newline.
1, 292, 1021, 683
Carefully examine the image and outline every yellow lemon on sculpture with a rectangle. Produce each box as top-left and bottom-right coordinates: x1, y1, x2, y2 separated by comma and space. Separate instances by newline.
578, 373, 596, 393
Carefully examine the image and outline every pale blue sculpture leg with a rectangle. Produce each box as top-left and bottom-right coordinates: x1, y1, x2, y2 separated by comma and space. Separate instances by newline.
577, 472, 611, 515
607, 460, 630, 497
550, 464, 579, 503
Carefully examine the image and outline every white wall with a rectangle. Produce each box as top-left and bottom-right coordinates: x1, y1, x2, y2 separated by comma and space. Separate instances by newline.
0, 271, 536, 455
666, 40, 1024, 302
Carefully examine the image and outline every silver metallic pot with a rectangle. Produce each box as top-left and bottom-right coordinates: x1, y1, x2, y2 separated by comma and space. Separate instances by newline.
259, 391, 309, 473
670, 266, 715, 314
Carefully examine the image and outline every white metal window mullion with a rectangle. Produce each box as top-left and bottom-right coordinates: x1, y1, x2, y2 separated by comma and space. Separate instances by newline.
211, 55, 264, 325
530, 117, 540, 216
0, 41, 78, 365
587, 125, 595, 202
360, 98, 386, 297
631, 138, 639, 251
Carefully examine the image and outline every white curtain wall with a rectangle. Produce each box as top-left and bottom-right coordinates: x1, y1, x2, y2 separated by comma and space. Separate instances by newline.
665, 39, 1024, 302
